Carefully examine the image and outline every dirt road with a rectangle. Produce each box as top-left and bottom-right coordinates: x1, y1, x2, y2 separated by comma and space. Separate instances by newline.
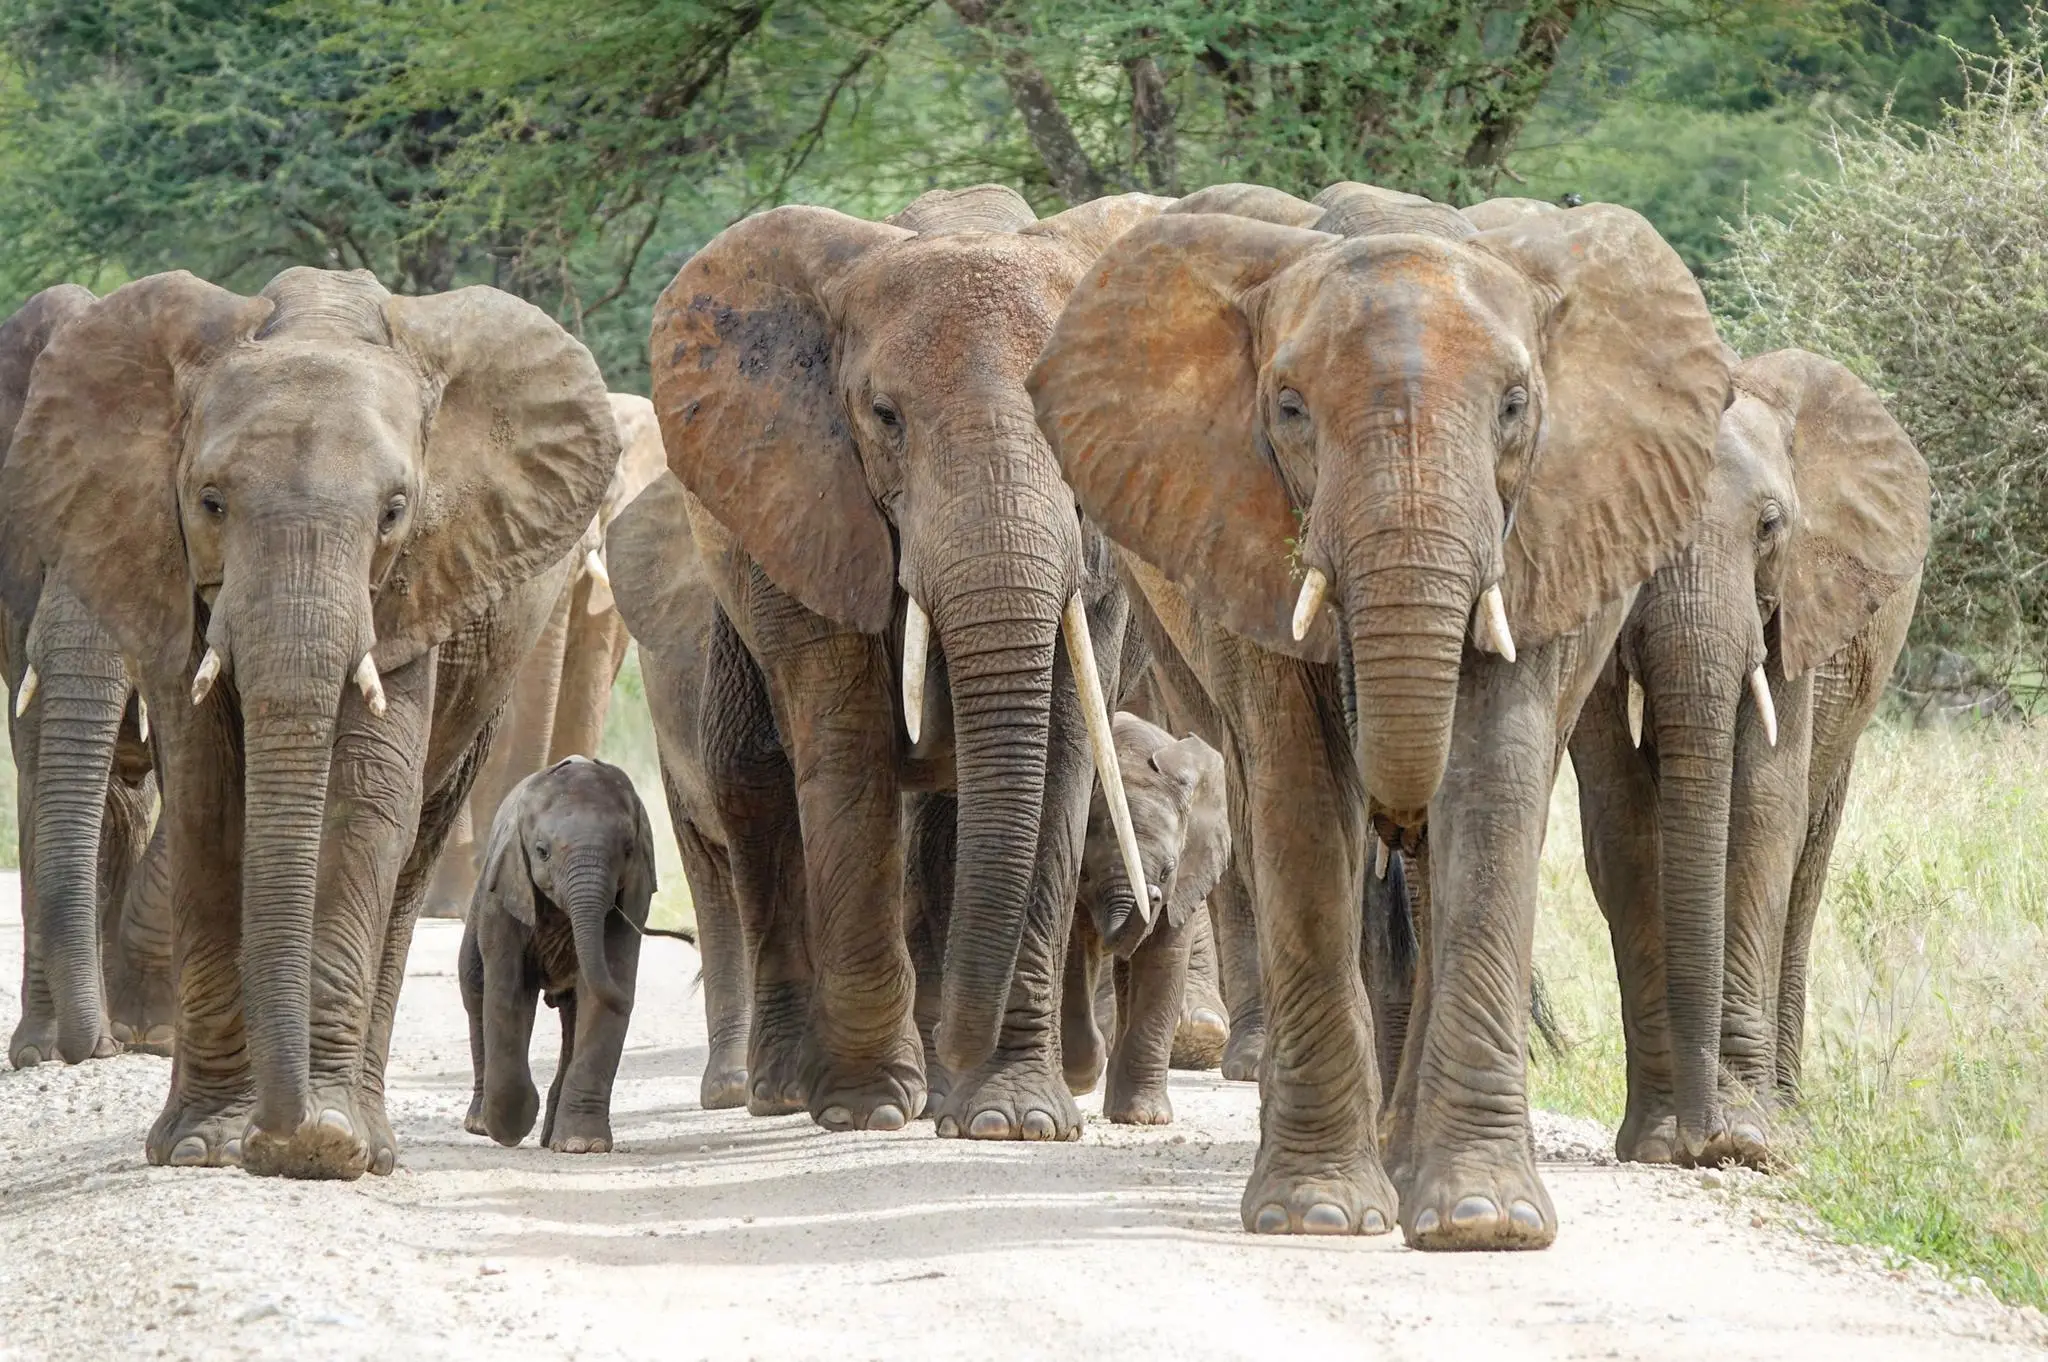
1, 875, 2041, 1362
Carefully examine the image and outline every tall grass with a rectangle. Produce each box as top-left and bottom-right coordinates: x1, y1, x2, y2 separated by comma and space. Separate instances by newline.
1534, 720, 2048, 1308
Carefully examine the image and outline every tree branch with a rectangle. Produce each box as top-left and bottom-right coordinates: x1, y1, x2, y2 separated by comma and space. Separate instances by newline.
1125, 53, 1177, 194
1461, 0, 1582, 175
946, 0, 1103, 204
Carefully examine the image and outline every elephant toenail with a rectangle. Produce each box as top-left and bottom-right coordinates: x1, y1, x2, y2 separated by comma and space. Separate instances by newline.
145, 1025, 174, 1048
318, 1108, 354, 1137
1733, 1123, 1766, 1150
169, 1136, 208, 1167
936, 1115, 960, 1137
820, 1105, 852, 1128
1193, 1009, 1226, 1030
968, 1110, 1010, 1138
1510, 1200, 1544, 1232
1412, 1208, 1441, 1236
110, 1022, 134, 1043
221, 1138, 242, 1165
1301, 1204, 1349, 1234
1450, 1196, 1499, 1229
868, 1104, 906, 1132
1253, 1204, 1290, 1234
371, 1148, 394, 1176
1020, 1110, 1057, 1140
16, 1047, 41, 1067
1362, 1209, 1389, 1235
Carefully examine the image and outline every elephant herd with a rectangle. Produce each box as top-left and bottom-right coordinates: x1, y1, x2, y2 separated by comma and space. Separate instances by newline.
0, 177, 1929, 1253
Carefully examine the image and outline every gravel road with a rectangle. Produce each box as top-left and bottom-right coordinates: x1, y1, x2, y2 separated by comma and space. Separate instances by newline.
1, 873, 2042, 1361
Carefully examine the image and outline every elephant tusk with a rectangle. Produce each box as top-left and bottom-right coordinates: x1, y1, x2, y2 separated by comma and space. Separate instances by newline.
355, 653, 388, 718
1291, 568, 1328, 642
13, 664, 36, 716
902, 596, 931, 745
1373, 838, 1390, 881
1749, 665, 1778, 748
1476, 584, 1517, 663
582, 549, 614, 615
1627, 675, 1645, 749
190, 647, 223, 706
1063, 592, 1150, 930
135, 695, 149, 744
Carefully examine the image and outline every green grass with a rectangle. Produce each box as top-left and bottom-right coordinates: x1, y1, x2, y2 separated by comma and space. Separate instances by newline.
1534, 721, 2048, 1308
597, 649, 696, 937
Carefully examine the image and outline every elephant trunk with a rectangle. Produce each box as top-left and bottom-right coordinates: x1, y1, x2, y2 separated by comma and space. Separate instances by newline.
1639, 551, 1746, 1160
27, 596, 130, 1064
562, 850, 629, 1014
229, 526, 366, 1137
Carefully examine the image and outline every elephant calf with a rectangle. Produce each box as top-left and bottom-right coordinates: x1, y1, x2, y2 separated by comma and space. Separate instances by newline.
1062, 713, 1230, 1124
460, 757, 656, 1153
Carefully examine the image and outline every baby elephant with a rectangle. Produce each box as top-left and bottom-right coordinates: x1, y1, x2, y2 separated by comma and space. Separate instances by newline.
460, 756, 656, 1153
1062, 713, 1230, 1124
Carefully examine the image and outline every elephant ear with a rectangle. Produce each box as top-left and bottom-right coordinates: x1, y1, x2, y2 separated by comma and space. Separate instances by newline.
888, 184, 1037, 234
1460, 197, 1560, 231
649, 206, 911, 634
1737, 349, 1929, 679
621, 771, 659, 930
1151, 734, 1229, 931
380, 287, 618, 670
0, 273, 273, 679
0, 284, 95, 454
585, 393, 671, 617
607, 472, 708, 667
1312, 182, 1474, 241
1023, 193, 1176, 258
475, 773, 541, 930
1029, 214, 1340, 659
1475, 204, 1730, 645
1169, 184, 1323, 227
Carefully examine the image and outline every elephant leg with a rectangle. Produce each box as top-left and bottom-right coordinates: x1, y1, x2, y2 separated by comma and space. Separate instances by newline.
1210, 862, 1264, 1083
671, 781, 750, 1111
480, 936, 543, 1147
460, 918, 489, 1136
547, 602, 629, 763
1171, 905, 1228, 1071
1106, 915, 1189, 1124
774, 628, 922, 1133
1227, 644, 1396, 1236
1776, 752, 1852, 1104
1568, 669, 1676, 1164
1361, 846, 1417, 1092
467, 580, 572, 877
103, 779, 173, 1053
145, 688, 254, 1169
904, 791, 955, 1113
420, 802, 477, 920
1392, 642, 1572, 1251
1060, 913, 1105, 1096
540, 992, 574, 1149
549, 921, 639, 1152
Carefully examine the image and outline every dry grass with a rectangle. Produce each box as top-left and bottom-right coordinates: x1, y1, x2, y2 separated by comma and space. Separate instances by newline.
1533, 720, 2048, 1307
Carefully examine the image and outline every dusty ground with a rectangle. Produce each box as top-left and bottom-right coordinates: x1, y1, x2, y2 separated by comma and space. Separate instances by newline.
1, 876, 2042, 1362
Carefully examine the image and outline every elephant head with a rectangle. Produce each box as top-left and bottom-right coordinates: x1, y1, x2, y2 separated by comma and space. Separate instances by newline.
0, 267, 618, 1139
1618, 347, 1927, 1158
1079, 713, 1230, 960
648, 188, 1167, 1070
1029, 190, 1730, 818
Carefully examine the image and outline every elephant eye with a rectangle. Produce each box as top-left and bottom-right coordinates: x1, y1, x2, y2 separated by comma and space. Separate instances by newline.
380, 495, 407, 536
200, 487, 226, 519
1500, 386, 1529, 423
1277, 388, 1307, 421
872, 398, 901, 430
534, 842, 550, 863
1758, 504, 1786, 541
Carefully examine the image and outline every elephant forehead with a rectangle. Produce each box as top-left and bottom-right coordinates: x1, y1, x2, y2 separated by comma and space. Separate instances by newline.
836, 234, 1083, 365
189, 344, 422, 467
1713, 395, 1796, 505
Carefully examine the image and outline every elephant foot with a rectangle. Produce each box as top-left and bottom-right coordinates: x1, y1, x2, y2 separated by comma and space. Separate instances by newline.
919, 1059, 954, 1118
1616, 1104, 1679, 1165
1169, 1007, 1228, 1071
1063, 1056, 1103, 1097
1396, 1134, 1556, 1251
935, 1052, 1083, 1142
746, 1045, 808, 1117
356, 1087, 398, 1176
746, 982, 811, 1116
9, 1012, 57, 1069
701, 1065, 750, 1111
241, 1090, 372, 1181
109, 1019, 175, 1056
1220, 1024, 1264, 1083
1103, 1076, 1173, 1126
146, 1091, 252, 1169
1240, 1139, 1397, 1236
463, 1086, 490, 1137
548, 1112, 614, 1154
1696, 1099, 1773, 1171
810, 1047, 925, 1133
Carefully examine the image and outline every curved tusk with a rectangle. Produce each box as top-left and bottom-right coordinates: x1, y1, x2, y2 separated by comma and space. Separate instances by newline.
901, 597, 930, 746
582, 548, 614, 615
1063, 592, 1150, 930
1477, 584, 1517, 663
13, 664, 36, 717
190, 648, 223, 706
1626, 675, 1645, 749
135, 695, 149, 744
1373, 838, 1390, 881
1748, 665, 1778, 748
355, 653, 388, 718
1291, 568, 1328, 643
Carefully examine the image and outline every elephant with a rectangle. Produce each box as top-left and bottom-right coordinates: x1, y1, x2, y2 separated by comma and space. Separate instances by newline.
1569, 347, 1928, 1168
1061, 712, 1230, 1123
0, 283, 173, 1068
460, 755, 656, 1152
423, 391, 668, 918
0, 266, 619, 1178
605, 469, 756, 1110
1029, 182, 1730, 1245
646, 184, 1162, 1140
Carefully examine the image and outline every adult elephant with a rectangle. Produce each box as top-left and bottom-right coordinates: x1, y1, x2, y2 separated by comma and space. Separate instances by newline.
0, 283, 171, 1067
1029, 182, 1730, 1245
423, 392, 667, 918
1570, 348, 1927, 1168
0, 266, 618, 1178
647, 184, 1156, 1137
